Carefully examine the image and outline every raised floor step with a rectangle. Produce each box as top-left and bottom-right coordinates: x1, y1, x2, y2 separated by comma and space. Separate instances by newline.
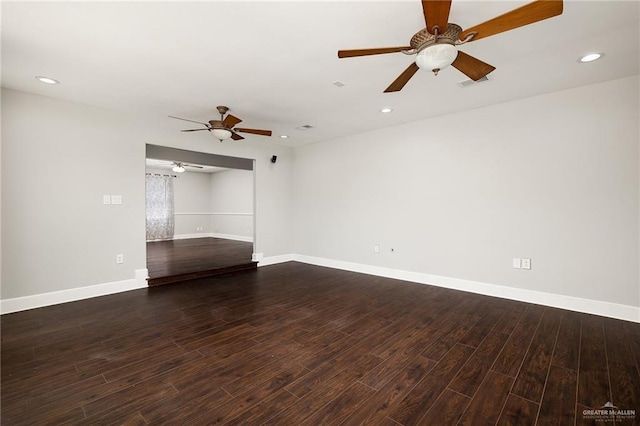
147, 261, 257, 286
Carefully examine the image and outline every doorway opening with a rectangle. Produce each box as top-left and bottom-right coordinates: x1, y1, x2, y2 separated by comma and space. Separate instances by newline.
145, 144, 256, 286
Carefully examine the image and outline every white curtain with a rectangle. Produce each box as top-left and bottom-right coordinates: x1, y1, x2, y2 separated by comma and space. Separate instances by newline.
146, 174, 174, 241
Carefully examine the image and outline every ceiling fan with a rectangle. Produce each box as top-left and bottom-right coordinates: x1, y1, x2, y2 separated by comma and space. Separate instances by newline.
169, 106, 273, 142
170, 162, 202, 173
149, 160, 204, 173
338, 0, 563, 92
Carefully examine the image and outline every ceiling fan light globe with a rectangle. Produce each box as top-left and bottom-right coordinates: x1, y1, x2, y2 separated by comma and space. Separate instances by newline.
416, 43, 458, 74
211, 128, 232, 141
172, 165, 185, 173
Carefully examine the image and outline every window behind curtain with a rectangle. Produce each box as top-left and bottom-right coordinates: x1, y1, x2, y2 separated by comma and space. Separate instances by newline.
146, 174, 174, 241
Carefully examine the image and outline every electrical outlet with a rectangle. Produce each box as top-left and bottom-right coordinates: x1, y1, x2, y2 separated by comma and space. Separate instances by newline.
513, 258, 521, 269
374, 245, 380, 253
522, 258, 531, 270
116, 254, 124, 264
111, 195, 123, 205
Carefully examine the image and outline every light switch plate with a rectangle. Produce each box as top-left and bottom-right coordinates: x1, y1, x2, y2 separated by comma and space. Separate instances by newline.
103, 195, 111, 205
513, 258, 521, 269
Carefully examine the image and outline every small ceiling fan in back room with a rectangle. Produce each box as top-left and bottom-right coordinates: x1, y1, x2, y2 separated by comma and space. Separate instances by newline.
169, 162, 202, 173
170, 106, 272, 142
338, 0, 563, 92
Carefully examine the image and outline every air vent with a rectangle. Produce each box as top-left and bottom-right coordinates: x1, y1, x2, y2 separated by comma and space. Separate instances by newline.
332, 80, 346, 88
296, 124, 314, 131
457, 75, 490, 88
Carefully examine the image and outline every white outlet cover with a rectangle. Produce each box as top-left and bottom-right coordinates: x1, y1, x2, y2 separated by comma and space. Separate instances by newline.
374, 245, 380, 253
512, 258, 521, 269
111, 195, 123, 205
522, 258, 531, 270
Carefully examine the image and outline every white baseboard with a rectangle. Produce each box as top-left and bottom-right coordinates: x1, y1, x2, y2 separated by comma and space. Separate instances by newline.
172, 233, 253, 243
171, 233, 211, 240
252, 253, 264, 262
4, 255, 638, 323
0, 269, 149, 315
210, 233, 253, 243
283, 254, 638, 323
258, 254, 296, 267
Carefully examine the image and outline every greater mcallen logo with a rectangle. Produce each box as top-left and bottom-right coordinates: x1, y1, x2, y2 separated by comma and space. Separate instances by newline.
582, 401, 636, 422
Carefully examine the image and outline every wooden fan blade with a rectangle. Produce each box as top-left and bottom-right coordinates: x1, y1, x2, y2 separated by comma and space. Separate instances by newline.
169, 116, 209, 126
235, 128, 272, 137
460, 0, 563, 42
338, 46, 412, 58
451, 51, 496, 81
223, 114, 242, 128
181, 128, 210, 132
384, 62, 420, 93
422, 0, 452, 34
230, 132, 245, 141
184, 164, 204, 168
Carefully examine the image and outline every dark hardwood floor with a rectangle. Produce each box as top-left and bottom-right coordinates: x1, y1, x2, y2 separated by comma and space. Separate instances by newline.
146, 237, 255, 286
2, 262, 639, 425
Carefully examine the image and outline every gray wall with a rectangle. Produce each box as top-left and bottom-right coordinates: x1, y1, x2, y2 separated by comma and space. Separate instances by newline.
209, 169, 253, 239
2, 88, 292, 299
292, 75, 639, 308
2, 90, 145, 298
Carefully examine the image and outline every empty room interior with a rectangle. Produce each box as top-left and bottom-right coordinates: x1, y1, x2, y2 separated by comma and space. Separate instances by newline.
1, 1, 639, 425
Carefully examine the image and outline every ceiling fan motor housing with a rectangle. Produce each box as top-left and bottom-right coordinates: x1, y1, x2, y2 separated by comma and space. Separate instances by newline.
208, 120, 227, 130
411, 23, 462, 51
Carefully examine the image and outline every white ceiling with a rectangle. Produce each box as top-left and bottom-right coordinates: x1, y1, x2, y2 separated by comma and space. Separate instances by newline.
2, 1, 638, 147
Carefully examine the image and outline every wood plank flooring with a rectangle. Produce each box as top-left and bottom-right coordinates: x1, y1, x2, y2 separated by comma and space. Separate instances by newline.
146, 237, 255, 286
2, 262, 639, 425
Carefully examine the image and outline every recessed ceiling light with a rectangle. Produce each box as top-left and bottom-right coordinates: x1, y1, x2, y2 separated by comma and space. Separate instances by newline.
380, 108, 393, 113
280, 135, 289, 139
35, 76, 60, 84
579, 53, 603, 63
